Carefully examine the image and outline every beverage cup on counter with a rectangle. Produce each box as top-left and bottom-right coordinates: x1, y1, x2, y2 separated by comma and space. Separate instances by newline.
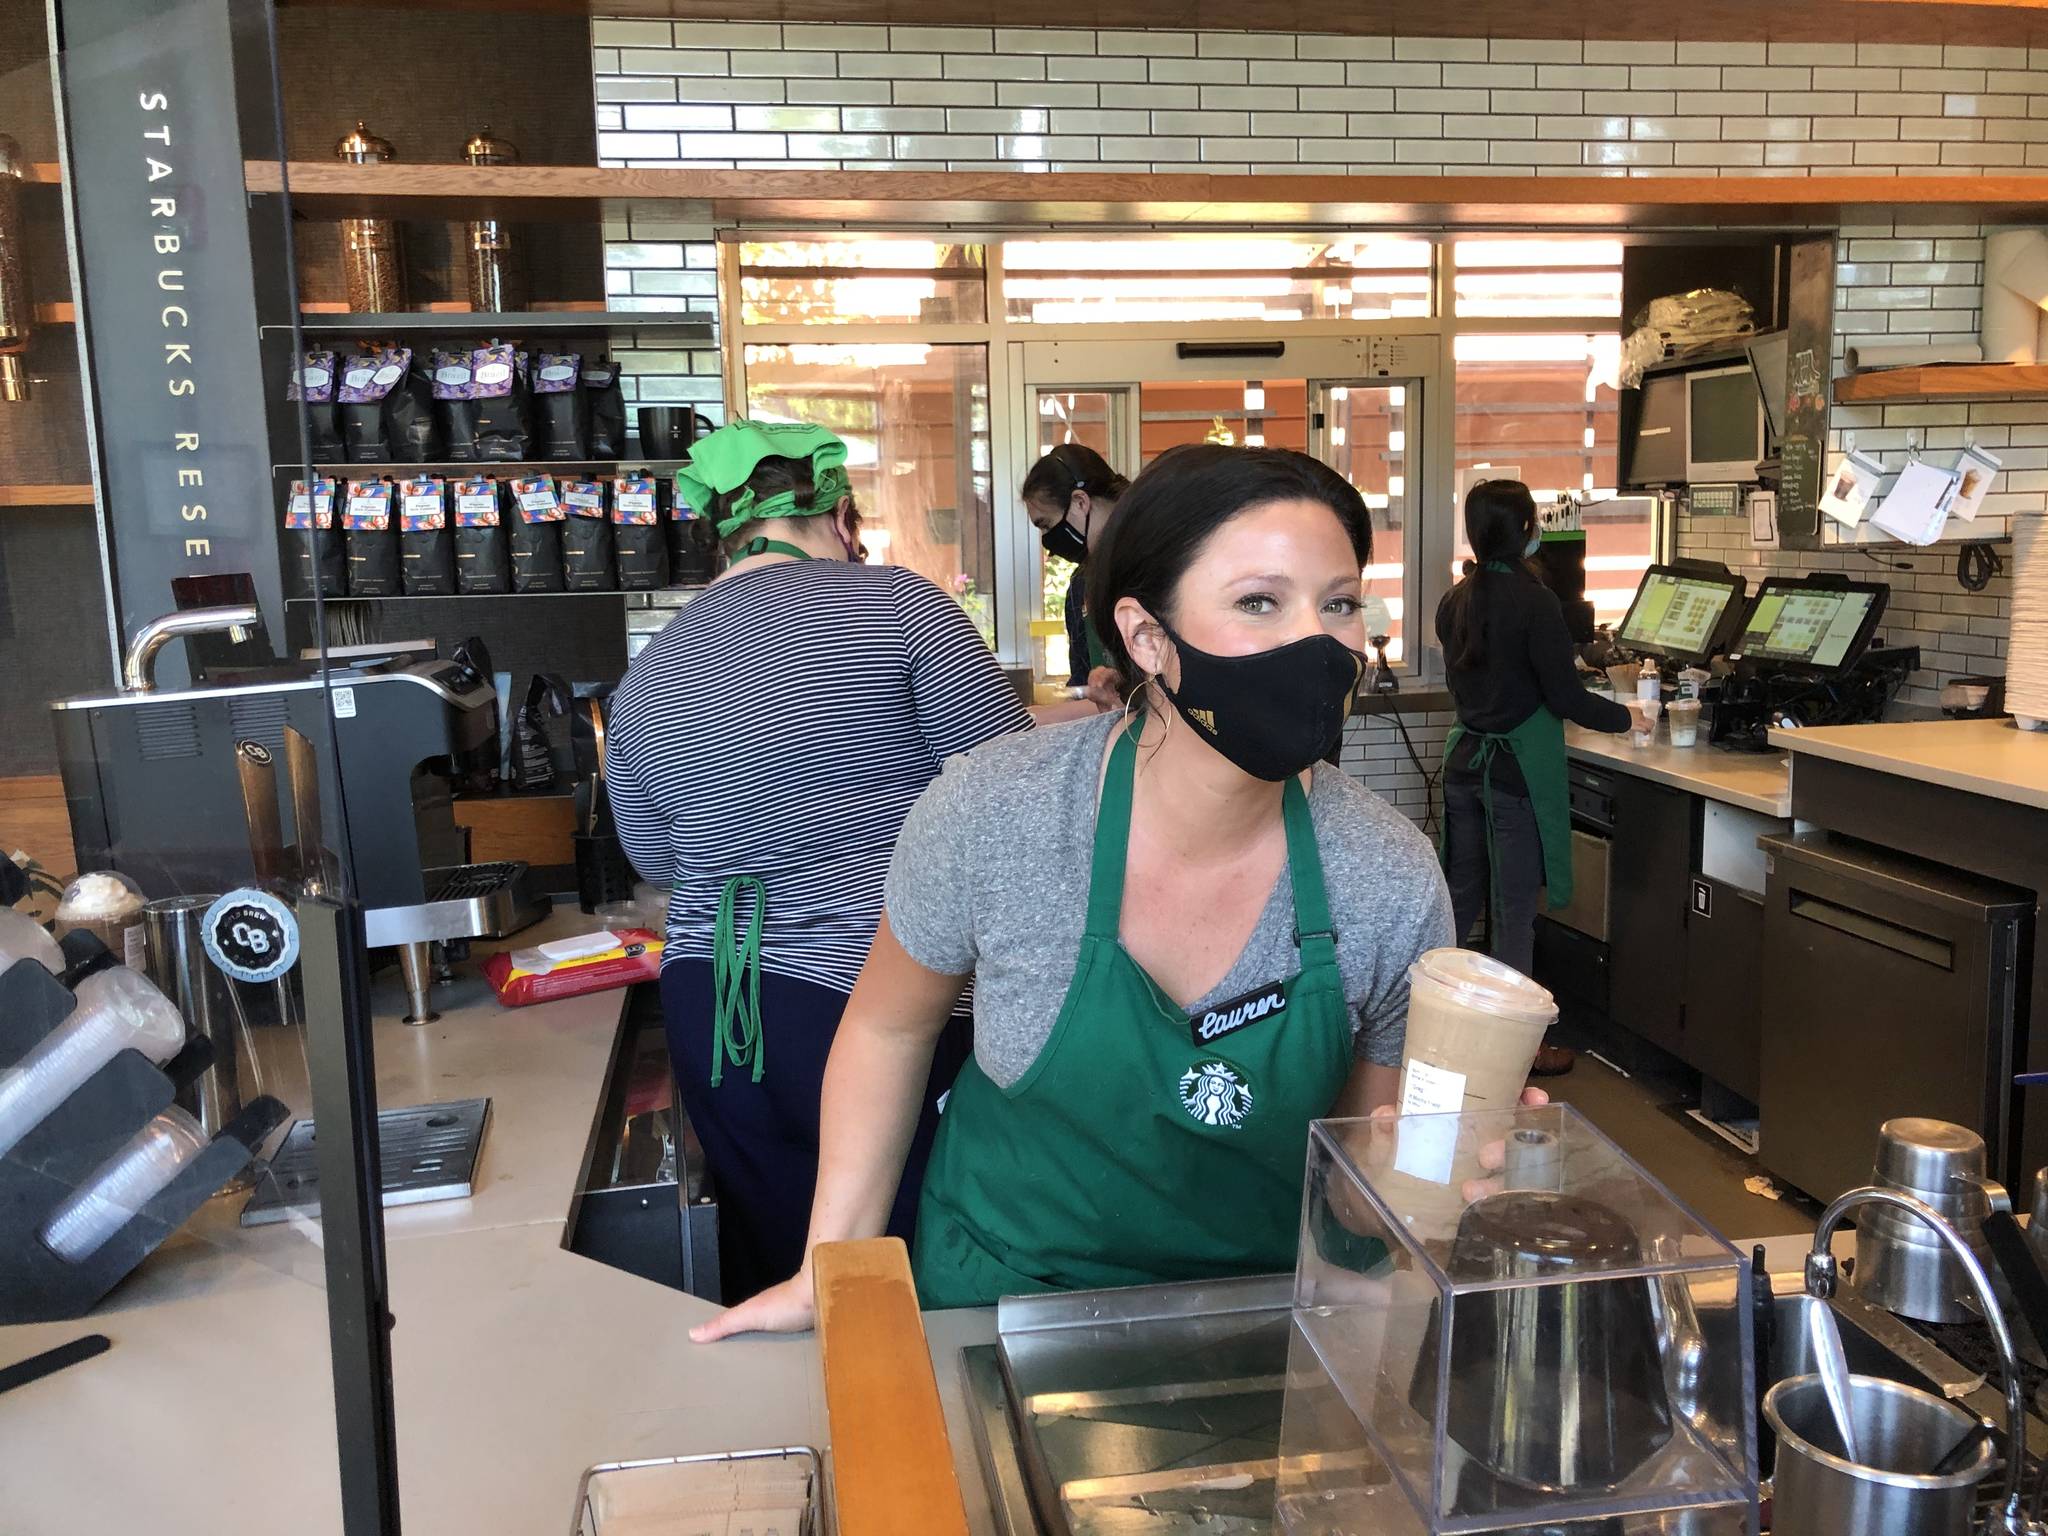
1400, 948, 1559, 1118
1628, 700, 1658, 748
1668, 698, 1701, 748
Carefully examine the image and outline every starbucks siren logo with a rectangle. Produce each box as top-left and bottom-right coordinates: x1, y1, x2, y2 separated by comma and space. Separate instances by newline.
1179, 1060, 1255, 1128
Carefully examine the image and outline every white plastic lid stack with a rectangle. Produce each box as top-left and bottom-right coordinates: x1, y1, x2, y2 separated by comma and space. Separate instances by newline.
0, 966, 189, 1163
0, 908, 64, 975
40, 1105, 208, 1263
1408, 946, 1559, 1027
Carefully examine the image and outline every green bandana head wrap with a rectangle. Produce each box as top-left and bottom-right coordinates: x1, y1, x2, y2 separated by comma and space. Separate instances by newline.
674, 419, 853, 539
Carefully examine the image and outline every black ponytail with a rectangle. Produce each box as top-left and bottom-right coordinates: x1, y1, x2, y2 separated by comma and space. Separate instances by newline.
1439, 478, 1538, 673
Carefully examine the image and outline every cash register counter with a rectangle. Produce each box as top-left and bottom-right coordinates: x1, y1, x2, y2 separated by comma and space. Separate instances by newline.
0, 914, 999, 1536
1537, 719, 1793, 1104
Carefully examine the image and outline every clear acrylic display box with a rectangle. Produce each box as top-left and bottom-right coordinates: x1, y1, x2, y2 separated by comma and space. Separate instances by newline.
1276, 1104, 1757, 1535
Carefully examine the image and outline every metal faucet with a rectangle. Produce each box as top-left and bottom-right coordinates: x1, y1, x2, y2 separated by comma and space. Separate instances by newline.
1808, 1185, 2042, 1536
122, 604, 262, 693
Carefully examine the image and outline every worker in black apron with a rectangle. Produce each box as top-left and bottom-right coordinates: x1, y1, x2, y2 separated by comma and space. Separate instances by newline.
1436, 478, 1632, 1076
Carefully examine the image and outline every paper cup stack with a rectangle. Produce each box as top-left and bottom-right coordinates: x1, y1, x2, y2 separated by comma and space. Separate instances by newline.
2011, 513, 2048, 729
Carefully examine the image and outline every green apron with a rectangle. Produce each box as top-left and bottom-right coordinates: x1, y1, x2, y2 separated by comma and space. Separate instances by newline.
912, 719, 1356, 1309
1439, 562, 1574, 912
700, 536, 817, 1085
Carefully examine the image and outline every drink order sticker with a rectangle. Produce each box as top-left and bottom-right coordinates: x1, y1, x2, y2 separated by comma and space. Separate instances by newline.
1393, 1059, 1468, 1184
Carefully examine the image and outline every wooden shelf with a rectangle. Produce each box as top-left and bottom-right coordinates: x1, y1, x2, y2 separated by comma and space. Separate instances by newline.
272, 457, 691, 475
0, 485, 94, 507
33, 302, 74, 325
245, 164, 2048, 228
264, 309, 712, 339
1833, 364, 2048, 404
25, 163, 61, 185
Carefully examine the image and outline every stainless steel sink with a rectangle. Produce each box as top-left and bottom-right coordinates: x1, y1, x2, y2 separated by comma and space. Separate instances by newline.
961, 1274, 2047, 1536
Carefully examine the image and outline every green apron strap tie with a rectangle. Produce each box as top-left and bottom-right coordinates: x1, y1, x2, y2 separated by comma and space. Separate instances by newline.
732, 537, 812, 563
711, 874, 768, 1085
1280, 775, 1339, 966
1084, 719, 1142, 940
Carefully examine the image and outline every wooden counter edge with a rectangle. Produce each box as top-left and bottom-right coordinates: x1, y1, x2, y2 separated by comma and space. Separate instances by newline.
815, 1237, 972, 1536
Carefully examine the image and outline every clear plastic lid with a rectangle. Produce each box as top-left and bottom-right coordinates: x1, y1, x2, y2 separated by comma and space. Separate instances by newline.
0, 907, 65, 974
55, 870, 146, 924
1408, 946, 1558, 1026
71, 965, 190, 1063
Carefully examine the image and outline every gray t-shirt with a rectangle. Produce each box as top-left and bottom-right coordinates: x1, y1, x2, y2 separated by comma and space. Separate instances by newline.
886, 711, 1455, 1089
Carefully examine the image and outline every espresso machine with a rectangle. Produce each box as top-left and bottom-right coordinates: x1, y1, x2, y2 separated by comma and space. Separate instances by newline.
52, 608, 549, 1021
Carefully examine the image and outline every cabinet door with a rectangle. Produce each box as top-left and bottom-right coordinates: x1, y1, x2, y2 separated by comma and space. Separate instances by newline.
1682, 877, 1764, 1102
1608, 775, 1695, 1057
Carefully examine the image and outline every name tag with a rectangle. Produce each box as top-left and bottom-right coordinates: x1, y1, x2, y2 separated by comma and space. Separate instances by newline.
1189, 981, 1288, 1046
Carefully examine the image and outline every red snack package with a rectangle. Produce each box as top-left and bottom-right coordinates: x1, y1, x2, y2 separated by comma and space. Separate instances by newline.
484, 927, 664, 1007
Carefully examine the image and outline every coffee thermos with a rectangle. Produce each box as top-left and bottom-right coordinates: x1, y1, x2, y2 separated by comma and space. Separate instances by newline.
336, 123, 407, 314
0, 134, 32, 402
462, 127, 526, 313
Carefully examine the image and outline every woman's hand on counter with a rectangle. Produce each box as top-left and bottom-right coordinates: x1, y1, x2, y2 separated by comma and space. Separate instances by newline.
690, 1268, 817, 1342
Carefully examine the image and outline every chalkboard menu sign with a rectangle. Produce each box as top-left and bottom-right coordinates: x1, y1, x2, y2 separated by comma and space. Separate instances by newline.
1776, 238, 1837, 544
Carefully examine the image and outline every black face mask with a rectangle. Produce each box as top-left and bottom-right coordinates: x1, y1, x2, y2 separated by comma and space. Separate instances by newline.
1040, 512, 1089, 564
1156, 621, 1365, 782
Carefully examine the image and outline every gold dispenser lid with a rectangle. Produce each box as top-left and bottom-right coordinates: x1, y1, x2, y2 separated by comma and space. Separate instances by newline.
335, 122, 396, 163
462, 127, 519, 166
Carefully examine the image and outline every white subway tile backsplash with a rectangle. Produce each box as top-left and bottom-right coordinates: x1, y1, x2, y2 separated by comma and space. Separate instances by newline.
598, 131, 679, 159
1946, 45, 2030, 68
1681, 91, 1763, 115
892, 133, 996, 158
1153, 109, 1250, 133
1297, 35, 1393, 60
1101, 82, 1200, 108
1197, 31, 1296, 58
618, 49, 731, 76
593, 19, 673, 46
1250, 110, 1347, 135
731, 105, 835, 132
1345, 62, 1426, 87
893, 80, 996, 106
1249, 59, 1343, 85
786, 132, 888, 159
1395, 37, 1489, 61
1586, 40, 1675, 64
1300, 136, 1391, 162
1489, 39, 1581, 63
945, 55, 1048, 81
1858, 42, 1942, 67
1629, 66, 1722, 89
997, 81, 1101, 107
1202, 85, 1279, 109
1053, 106, 1146, 133
1582, 91, 1674, 115
1490, 89, 1584, 113
1537, 115, 1630, 141
1302, 86, 1396, 111
1444, 113, 1536, 139
843, 106, 947, 132
1099, 30, 1194, 56
784, 23, 887, 50
1395, 87, 1491, 112
1051, 56, 1147, 82
1000, 133, 1097, 158
1768, 43, 1835, 65
1676, 141, 1764, 166
890, 26, 993, 52
599, 78, 680, 102
1149, 57, 1249, 84
1773, 91, 1856, 115
1442, 62, 1536, 87
1098, 134, 1201, 161
1818, 116, 1894, 141
843, 52, 937, 78
1988, 119, 2048, 141
1677, 41, 1766, 65
947, 107, 1049, 133
787, 80, 890, 105
1204, 134, 1288, 160
1537, 64, 1630, 89
1855, 140, 1942, 165
1631, 116, 1722, 141
1724, 116, 1811, 142
1496, 139, 1582, 164
731, 50, 835, 77
996, 28, 1097, 54
1584, 140, 1675, 165
1902, 116, 1985, 141
1396, 138, 1489, 163
1945, 141, 2028, 166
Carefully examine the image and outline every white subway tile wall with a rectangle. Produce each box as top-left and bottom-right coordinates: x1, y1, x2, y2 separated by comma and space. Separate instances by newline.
591, 22, 2042, 777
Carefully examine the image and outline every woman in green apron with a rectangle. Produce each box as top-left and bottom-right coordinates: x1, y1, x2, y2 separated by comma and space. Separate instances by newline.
691, 444, 1544, 1339
1435, 478, 1633, 1076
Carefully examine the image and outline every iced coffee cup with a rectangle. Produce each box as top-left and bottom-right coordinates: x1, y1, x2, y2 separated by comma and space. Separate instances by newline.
1399, 948, 1559, 1117
1668, 697, 1701, 747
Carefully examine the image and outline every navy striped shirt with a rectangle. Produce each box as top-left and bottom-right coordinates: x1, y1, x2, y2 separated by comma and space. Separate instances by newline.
607, 559, 1034, 995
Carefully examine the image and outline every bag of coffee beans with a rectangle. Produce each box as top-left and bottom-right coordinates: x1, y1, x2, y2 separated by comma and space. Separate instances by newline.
612, 473, 668, 590
508, 474, 567, 593
288, 351, 345, 462
339, 347, 420, 463
343, 477, 401, 597
399, 476, 455, 595
561, 482, 616, 592
472, 343, 530, 462
431, 348, 481, 461
452, 476, 511, 594
284, 476, 346, 598
583, 358, 626, 459
666, 486, 720, 586
534, 353, 588, 460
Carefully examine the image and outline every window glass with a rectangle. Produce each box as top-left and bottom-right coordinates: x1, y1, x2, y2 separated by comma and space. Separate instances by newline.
738, 239, 986, 326
1004, 235, 1433, 324
1452, 236, 1625, 320
744, 343, 995, 641
1033, 390, 1121, 686
1321, 384, 1411, 661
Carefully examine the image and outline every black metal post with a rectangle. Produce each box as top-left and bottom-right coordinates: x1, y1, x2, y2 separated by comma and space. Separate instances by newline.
299, 897, 402, 1536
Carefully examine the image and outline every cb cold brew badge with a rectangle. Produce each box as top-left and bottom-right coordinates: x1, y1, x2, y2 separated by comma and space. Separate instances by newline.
202, 888, 300, 984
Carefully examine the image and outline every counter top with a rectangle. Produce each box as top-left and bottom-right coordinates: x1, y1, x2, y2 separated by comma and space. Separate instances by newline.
1565, 723, 1794, 818
1770, 717, 2048, 812
0, 912, 1815, 1535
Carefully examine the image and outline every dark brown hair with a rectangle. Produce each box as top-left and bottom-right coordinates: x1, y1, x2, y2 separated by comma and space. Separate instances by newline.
1083, 444, 1373, 681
